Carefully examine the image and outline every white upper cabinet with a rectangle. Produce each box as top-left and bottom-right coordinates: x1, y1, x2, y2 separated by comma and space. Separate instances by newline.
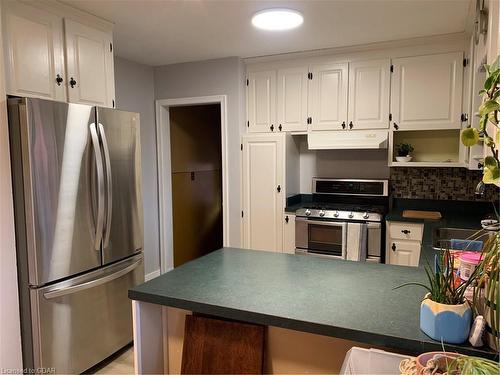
276, 66, 308, 132
2, 1, 66, 101
308, 62, 348, 131
348, 59, 390, 130
390, 52, 464, 130
247, 70, 276, 133
242, 134, 284, 252
64, 19, 115, 107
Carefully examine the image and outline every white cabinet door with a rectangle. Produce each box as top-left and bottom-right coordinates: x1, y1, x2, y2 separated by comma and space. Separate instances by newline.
348, 59, 390, 130
2, 1, 66, 101
388, 240, 421, 267
283, 214, 295, 254
64, 19, 115, 107
277, 67, 308, 132
247, 70, 276, 133
242, 134, 283, 252
308, 62, 348, 131
390, 52, 463, 130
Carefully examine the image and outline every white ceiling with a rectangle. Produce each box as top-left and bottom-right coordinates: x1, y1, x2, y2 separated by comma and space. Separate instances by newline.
63, 0, 473, 67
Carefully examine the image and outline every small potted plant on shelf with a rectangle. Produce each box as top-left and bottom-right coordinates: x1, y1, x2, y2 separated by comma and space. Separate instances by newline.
395, 143, 414, 162
395, 249, 478, 344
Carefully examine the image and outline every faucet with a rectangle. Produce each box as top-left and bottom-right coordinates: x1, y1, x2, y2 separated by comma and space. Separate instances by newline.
475, 180, 486, 196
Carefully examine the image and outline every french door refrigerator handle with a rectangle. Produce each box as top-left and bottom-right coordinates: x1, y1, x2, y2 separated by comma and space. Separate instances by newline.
43, 258, 142, 299
98, 123, 112, 248
89, 123, 105, 251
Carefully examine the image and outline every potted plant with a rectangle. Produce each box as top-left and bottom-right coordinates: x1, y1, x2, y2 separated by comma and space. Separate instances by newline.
460, 54, 499, 351
395, 249, 477, 344
471, 231, 499, 351
447, 355, 499, 374
395, 143, 414, 162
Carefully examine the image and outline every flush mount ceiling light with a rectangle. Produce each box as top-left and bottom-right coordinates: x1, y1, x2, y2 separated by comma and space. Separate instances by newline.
251, 9, 303, 31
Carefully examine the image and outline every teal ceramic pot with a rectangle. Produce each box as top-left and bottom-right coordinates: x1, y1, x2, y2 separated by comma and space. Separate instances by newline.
420, 294, 472, 344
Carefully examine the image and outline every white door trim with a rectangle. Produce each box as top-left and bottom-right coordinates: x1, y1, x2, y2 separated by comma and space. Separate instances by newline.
155, 95, 229, 273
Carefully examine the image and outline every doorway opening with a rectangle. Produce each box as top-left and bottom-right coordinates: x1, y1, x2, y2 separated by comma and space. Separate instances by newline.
156, 95, 228, 273
169, 104, 223, 267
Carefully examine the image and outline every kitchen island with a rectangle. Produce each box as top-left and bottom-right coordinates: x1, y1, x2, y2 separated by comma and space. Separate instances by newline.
129, 248, 496, 374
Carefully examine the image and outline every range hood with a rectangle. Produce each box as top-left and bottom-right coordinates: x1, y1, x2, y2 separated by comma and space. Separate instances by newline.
307, 130, 389, 150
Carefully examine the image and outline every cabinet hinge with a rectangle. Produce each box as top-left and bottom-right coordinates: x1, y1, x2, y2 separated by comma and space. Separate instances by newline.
463, 58, 468, 67
247, 120, 249, 127
461, 113, 469, 122
307, 117, 312, 124
110, 43, 113, 53
246, 78, 249, 86
240, 143, 243, 151
112, 99, 115, 107
390, 65, 394, 73
389, 113, 392, 121
308, 72, 313, 80
241, 211, 244, 218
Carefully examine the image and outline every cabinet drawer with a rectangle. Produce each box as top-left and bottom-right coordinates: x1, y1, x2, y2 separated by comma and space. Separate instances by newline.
388, 222, 424, 241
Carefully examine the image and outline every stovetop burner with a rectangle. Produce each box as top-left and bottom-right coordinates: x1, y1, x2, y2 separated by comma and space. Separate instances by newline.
302, 203, 386, 215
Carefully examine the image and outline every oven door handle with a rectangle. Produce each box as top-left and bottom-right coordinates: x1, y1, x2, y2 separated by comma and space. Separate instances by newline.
295, 217, 347, 227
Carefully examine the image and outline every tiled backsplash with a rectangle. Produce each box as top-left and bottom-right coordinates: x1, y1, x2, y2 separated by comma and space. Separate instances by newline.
390, 167, 499, 202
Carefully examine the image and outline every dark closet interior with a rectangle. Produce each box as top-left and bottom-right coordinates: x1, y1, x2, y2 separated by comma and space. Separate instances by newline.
169, 104, 223, 267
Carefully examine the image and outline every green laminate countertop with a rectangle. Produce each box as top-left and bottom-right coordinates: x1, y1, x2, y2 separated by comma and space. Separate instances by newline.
129, 248, 496, 359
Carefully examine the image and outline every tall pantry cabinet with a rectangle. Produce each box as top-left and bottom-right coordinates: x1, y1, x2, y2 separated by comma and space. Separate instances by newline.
241, 134, 299, 252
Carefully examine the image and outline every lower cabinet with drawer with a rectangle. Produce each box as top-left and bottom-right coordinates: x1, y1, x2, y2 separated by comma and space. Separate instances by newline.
386, 221, 424, 267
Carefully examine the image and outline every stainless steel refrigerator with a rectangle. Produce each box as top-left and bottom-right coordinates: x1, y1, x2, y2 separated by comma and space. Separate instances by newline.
8, 97, 144, 374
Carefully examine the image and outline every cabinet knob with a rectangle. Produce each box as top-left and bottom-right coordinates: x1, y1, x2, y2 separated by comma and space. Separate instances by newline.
270, 124, 274, 132
393, 122, 399, 130
349, 121, 353, 130
69, 77, 77, 88
401, 229, 411, 235
55, 74, 63, 86
392, 243, 396, 252
341, 121, 346, 129
278, 124, 282, 131
285, 215, 289, 223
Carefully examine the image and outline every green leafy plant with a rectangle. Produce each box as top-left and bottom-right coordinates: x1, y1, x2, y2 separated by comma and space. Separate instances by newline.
396, 143, 414, 157
472, 230, 500, 350
394, 249, 478, 305
447, 355, 499, 375
461, 54, 500, 184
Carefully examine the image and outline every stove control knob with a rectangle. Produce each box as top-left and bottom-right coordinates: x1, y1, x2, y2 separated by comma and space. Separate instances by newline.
333, 211, 339, 218
363, 212, 369, 219
319, 210, 325, 217
305, 209, 311, 216
348, 212, 354, 219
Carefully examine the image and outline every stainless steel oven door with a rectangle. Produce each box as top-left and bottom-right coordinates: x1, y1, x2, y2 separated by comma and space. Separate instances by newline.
295, 217, 347, 258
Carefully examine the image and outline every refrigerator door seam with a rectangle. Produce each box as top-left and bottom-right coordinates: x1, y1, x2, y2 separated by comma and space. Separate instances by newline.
89, 123, 105, 251
98, 122, 113, 249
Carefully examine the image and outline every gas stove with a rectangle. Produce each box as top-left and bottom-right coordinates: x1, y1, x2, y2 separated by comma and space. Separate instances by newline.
295, 179, 389, 222
295, 179, 389, 263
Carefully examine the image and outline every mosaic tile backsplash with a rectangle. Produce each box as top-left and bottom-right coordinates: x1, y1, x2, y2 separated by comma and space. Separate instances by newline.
390, 167, 499, 202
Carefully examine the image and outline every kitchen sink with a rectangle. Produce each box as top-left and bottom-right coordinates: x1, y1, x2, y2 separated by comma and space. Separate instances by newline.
432, 227, 491, 251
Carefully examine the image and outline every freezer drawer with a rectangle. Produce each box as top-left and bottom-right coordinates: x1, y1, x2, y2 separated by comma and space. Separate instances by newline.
29, 254, 144, 374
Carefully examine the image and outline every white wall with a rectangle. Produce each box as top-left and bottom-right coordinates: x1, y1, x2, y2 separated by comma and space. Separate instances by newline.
154, 57, 246, 248
114, 57, 160, 276
0, 0, 23, 370
298, 138, 390, 193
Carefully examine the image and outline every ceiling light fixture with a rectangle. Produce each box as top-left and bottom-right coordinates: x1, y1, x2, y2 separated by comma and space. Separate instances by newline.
251, 9, 303, 31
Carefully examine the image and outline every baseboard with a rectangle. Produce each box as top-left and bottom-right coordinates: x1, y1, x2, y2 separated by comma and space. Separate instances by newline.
145, 269, 161, 281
